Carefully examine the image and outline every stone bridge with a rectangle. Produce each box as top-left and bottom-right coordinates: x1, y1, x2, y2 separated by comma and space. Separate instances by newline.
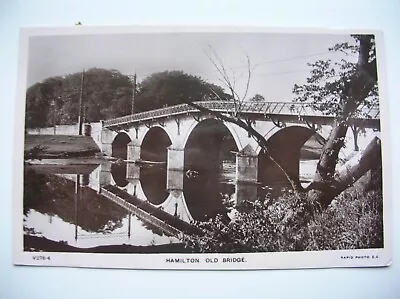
82, 100, 381, 222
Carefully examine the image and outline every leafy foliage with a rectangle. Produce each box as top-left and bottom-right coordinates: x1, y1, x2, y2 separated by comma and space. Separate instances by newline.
25, 69, 229, 128
25, 77, 63, 128
135, 70, 230, 112
186, 187, 383, 253
25, 68, 133, 128
249, 94, 265, 102
293, 35, 379, 119
291, 34, 381, 209
306, 189, 383, 250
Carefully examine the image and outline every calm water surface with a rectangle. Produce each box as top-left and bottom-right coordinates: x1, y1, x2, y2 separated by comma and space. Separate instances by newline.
23, 158, 317, 250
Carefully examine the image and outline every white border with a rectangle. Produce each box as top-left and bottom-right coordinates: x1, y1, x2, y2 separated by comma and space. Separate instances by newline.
13, 26, 392, 270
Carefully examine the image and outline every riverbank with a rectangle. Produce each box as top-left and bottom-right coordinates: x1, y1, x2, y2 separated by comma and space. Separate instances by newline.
25, 134, 100, 159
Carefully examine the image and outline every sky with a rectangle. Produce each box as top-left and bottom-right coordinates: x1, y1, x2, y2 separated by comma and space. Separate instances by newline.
26, 30, 357, 102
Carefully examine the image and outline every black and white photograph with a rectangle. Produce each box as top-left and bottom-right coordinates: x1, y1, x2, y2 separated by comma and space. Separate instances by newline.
14, 26, 391, 270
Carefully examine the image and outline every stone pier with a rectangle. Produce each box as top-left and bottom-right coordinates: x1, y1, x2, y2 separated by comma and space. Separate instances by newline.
99, 126, 116, 156
126, 162, 141, 180
235, 144, 258, 205
166, 147, 185, 190
127, 141, 141, 161
236, 144, 258, 184
88, 162, 112, 192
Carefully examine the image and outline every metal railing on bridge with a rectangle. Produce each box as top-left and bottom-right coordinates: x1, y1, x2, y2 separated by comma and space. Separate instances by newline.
103, 101, 380, 128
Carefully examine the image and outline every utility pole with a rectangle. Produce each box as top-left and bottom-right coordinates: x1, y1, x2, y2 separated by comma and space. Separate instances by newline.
131, 72, 137, 115
52, 99, 56, 135
78, 69, 85, 135
74, 174, 80, 241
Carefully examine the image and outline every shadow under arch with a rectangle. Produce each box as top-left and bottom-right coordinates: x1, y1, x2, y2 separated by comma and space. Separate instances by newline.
111, 132, 132, 188
140, 126, 172, 205
258, 125, 325, 194
183, 118, 239, 221
112, 131, 131, 159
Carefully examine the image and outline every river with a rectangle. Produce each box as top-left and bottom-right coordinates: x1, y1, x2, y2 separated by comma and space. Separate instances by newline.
23, 158, 318, 252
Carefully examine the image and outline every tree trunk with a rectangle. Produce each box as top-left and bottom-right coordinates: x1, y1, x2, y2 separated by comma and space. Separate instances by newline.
307, 136, 381, 209
335, 136, 381, 191
305, 36, 378, 209
313, 120, 348, 184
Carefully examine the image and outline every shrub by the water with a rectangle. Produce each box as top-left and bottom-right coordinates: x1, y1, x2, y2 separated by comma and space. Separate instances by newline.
306, 188, 383, 250
186, 187, 383, 253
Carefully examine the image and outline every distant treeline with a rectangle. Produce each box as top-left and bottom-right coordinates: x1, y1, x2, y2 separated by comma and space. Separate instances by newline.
25, 68, 229, 129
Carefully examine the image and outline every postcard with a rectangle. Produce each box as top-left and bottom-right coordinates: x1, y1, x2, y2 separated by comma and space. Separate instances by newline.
13, 26, 392, 269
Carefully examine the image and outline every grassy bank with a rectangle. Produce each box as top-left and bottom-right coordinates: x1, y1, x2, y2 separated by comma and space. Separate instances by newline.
25, 135, 100, 158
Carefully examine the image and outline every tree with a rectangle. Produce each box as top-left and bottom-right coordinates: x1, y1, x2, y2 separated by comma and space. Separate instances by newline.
25, 83, 48, 128
183, 35, 380, 210
59, 68, 134, 123
293, 35, 380, 208
249, 94, 265, 102
183, 35, 383, 253
25, 77, 63, 128
25, 68, 133, 128
134, 70, 230, 112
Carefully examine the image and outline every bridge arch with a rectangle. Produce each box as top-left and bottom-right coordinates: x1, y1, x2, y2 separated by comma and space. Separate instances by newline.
112, 131, 131, 159
140, 126, 172, 162
140, 126, 172, 205
258, 125, 325, 191
183, 118, 239, 171
182, 118, 239, 221
138, 124, 175, 147
110, 132, 131, 188
181, 117, 243, 151
254, 123, 328, 155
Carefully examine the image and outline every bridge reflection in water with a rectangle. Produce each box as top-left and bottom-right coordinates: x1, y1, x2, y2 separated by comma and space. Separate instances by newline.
23, 164, 180, 251
23, 153, 318, 251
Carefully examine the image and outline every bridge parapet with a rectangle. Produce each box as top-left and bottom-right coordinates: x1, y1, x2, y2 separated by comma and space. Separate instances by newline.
103, 101, 380, 129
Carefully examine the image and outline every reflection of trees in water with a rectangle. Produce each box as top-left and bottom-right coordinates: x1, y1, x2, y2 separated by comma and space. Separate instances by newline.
24, 168, 129, 233
24, 168, 49, 216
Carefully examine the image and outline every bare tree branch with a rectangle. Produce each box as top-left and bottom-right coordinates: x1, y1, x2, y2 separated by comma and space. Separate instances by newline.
237, 51, 252, 112
205, 46, 243, 115
208, 87, 225, 101
242, 52, 252, 101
